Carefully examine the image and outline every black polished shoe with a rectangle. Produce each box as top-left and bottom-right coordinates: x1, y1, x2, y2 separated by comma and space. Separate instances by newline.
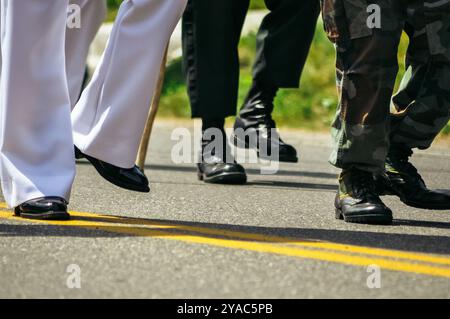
75, 146, 150, 193
197, 129, 247, 184
197, 160, 247, 184
335, 168, 393, 225
378, 146, 450, 210
14, 197, 70, 220
232, 82, 298, 163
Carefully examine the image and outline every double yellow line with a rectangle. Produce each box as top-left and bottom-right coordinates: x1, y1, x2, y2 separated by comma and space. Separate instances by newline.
1, 202, 450, 279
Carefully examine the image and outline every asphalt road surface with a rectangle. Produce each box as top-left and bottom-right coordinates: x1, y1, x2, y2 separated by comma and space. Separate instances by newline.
1, 120, 449, 298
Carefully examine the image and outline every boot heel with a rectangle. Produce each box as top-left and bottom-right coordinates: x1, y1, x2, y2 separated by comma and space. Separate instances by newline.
335, 208, 343, 220
197, 172, 204, 181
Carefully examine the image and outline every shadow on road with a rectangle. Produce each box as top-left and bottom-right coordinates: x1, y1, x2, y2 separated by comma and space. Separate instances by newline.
153, 179, 338, 192
247, 180, 337, 191
75, 161, 338, 180
76, 161, 338, 191
394, 219, 450, 230
146, 164, 338, 179
1, 212, 449, 255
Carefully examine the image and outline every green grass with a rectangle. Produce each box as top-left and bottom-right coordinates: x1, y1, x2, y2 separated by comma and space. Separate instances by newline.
105, 3, 450, 135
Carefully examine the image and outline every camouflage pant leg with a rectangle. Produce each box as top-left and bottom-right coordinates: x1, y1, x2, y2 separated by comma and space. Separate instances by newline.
321, 0, 405, 172
391, 1, 450, 150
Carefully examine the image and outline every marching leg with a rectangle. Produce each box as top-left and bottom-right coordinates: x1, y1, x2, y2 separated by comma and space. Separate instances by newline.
0, 0, 75, 216
72, 0, 187, 168
321, 0, 404, 225
181, 0, 249, 185
381, 1, 450, 210
233, 0, 320, 164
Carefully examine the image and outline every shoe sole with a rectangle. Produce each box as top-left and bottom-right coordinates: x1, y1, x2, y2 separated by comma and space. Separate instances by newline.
335, 208, 393, 225
399, 199, 450, 210
381, 185, 450, 210
232, 134, 298, 163
16, 211, 71, 221
198, 171, 247, 185
82, 153, 150, 193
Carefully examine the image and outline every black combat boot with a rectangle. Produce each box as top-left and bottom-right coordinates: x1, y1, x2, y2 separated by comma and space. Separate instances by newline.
335, 168, 393, 225
232, 81, 298, 163
378, 146, 450, 210
197, 119, 247, 184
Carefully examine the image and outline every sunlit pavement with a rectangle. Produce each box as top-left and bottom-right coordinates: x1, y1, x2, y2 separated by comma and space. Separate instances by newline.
1, 120, 449, 298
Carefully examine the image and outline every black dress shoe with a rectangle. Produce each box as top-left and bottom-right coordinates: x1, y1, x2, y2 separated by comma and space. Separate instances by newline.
14, 197, 70, 220
197, 129, 247, 184
377, 146, 450, 210
198, 158, 247, 184
232, 82, 298, 163
75, 146, 150, 193
335, 168, 393, 225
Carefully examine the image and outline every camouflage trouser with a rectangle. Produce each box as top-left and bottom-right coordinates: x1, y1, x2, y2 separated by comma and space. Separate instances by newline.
321, 0, 450, 172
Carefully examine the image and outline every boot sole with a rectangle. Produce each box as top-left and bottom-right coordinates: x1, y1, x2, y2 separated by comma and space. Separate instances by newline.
82, 152, 150, 193
399, 199, 450, 210
16, 211, 71, 221
232, 134, 298, 163
198, 171, 247, 185
335, 208, 393, 225
381, 184, 450, 210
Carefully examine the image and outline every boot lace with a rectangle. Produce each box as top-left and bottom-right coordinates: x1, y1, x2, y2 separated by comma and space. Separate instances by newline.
349, 169, 377, 198
389, 149, 425, 186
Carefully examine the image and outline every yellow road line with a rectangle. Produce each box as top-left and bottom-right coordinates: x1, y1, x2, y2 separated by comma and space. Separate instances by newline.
135, 218, 450, 266
0, 205, 450, 279
71, 211, 450, 266
5, 202, 445, 266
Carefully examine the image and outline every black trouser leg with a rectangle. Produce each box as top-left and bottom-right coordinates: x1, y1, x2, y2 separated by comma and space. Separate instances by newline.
252, 0, 320, 88
182, 0, 249, 120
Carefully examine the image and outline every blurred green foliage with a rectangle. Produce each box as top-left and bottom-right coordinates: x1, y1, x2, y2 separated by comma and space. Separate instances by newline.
106, 0, 120, 21
106, 0, 267, 21
107, 0, 266, 9
249, 0, 266, 9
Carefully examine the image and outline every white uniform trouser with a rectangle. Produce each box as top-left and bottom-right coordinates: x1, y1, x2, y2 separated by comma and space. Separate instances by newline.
0, 0, 75, 208
66, 0, 107, 108
0, 1, 106, 107
0, 0, 187, 208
